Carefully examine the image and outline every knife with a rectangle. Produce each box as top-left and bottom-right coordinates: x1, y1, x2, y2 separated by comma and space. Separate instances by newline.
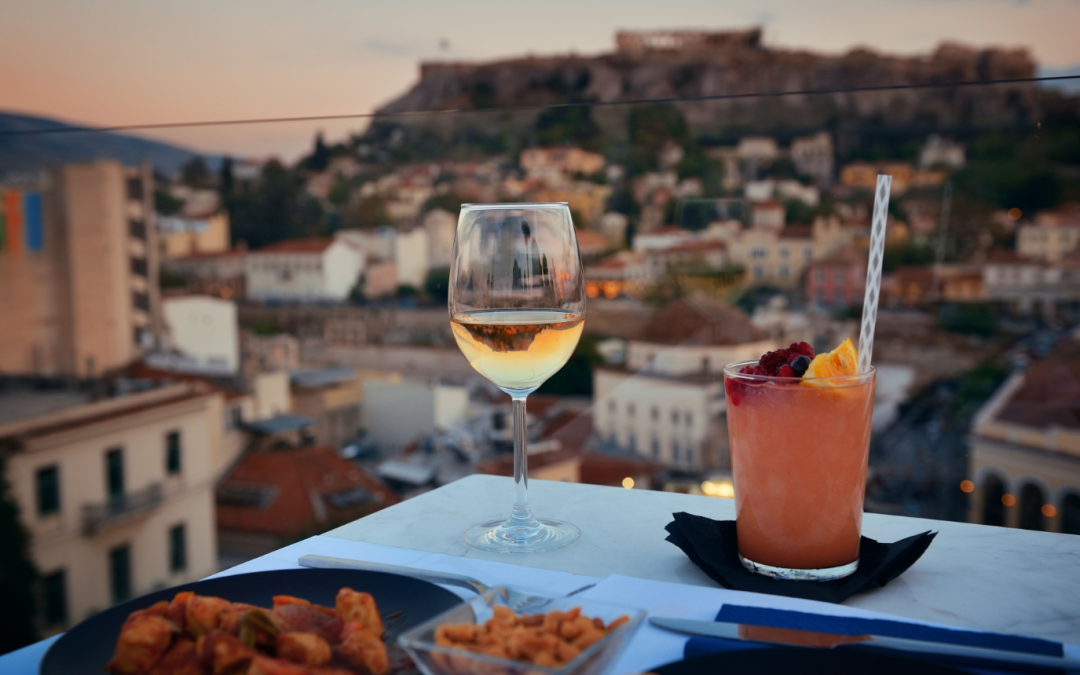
649, 617, 1080, 673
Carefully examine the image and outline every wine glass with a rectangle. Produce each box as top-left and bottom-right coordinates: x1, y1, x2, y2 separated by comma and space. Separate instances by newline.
449, 203, 586, 553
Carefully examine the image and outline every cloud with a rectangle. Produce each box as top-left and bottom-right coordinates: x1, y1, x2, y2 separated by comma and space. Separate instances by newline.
363, 39, 411, 57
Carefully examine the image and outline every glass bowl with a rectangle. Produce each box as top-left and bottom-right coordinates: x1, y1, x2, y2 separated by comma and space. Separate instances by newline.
398, 588, 645, 675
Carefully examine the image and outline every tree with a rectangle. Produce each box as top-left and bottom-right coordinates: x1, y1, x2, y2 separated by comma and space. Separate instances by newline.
181, 157, 212, 188
424, 268, 450, 302
421, 191, 465, 216
219, 156, 235, 197
0, 454, 39, 655
306, 132, 331, 172
533, 105, 603, 152
626, 104, 690, 174
345, 195, 393, 229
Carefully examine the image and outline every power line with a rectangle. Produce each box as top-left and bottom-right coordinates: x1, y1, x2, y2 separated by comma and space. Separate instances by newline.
2, 74, 1079, 138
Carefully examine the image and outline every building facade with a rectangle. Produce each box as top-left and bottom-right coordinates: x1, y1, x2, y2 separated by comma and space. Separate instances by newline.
246, 238, 364, 302
0, 161, 161, 378
967, 346, 1080, 534
0, 383, 219, 635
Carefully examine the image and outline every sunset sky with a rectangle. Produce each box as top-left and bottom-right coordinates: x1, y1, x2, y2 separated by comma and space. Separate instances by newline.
3, 0, 1079, 161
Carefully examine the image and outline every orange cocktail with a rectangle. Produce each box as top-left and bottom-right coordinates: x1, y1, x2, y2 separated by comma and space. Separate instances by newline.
724, 350, 875, 580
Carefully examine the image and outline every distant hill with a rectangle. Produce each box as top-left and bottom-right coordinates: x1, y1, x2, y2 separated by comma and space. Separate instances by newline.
0, 111, 217, 177
378, 28, 1056, 138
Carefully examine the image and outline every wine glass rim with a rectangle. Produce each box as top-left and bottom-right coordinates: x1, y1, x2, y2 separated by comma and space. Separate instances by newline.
460, 202, 569, 210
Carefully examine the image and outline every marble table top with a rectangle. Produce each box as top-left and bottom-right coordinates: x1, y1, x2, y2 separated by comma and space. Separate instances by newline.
326, 474, 1080, 643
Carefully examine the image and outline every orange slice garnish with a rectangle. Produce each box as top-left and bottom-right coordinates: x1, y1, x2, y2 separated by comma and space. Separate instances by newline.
803, 338, 858, 381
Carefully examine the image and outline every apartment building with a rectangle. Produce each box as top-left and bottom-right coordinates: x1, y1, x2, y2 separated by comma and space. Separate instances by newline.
246, 237, 364, 302
1016, 205, 1080, 262
520, 147, 605, 181
593, 299, 775, 471
0, 161, 161, 378
290, 368, 364, 448
164, 248, 247, 299
0, 383, 219, 634
967, 344, 1080, 534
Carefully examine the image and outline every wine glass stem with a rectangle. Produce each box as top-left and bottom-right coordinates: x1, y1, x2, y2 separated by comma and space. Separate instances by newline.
511, 394, 533, 523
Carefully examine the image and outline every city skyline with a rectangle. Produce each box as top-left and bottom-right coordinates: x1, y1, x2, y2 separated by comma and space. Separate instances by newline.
3, 0, 1080, 160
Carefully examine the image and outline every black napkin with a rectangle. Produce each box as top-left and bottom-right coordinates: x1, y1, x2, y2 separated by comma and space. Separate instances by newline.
665, 512, 937, 603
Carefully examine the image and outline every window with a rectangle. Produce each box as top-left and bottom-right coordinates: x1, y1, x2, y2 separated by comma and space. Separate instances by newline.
128, 219, 146, 240
671, 410, 679, 424
672, 443, 680, 462
130, 257, 148, 277
36, 465, 60, 516
780, 247, 789, 258
169, 524, 187, 573
650, 407, 659, 421
627, 404, 636, 417
982, 474, 1005, 527
110, 544, 132, 604
805, 247, 813, 260
628, 434, 637, 453
686, 412, 693, 427
686, 449, 694, 465
754, 266, 764, 280
835, 270, 845, 283
41, 570, 67, 627
780, 266, 789, 278
608, 400, 616, 414
132, 292, 150, 312
1063, 493, 1080, 535
166, 431, 181, 475
106, 448, 124, 499
651, 438, 660, 459
1019, 484, 1046, 531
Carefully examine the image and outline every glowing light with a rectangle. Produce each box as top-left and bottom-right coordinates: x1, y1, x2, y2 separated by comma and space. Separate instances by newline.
960, 480, 974, 493
220, 286, 233, 299
1042, 504, 1057, 518
1007, 208, 1022, 221
622, 477, 635, 489
701, 480, 735, 499
1002, 494, 1016, 507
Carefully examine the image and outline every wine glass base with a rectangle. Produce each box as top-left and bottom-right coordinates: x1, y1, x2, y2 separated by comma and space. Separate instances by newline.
739, 553, 859, 581
464, 518, 580, 553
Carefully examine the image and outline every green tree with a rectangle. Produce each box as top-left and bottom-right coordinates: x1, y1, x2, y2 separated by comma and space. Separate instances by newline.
421, 192, 466, 215
537, 336, 603, 396
0, 454, 39, 654
306, 132, 331, 172
533, 106, 603, 152
219, 156, 234, 197
626, 104, 690, 174
226, 160, 327, 248
939, 303, 996, 337
181, 157, 212, 188
345, 195, 393, 229
154, 190, 183, 215
424, 268, 450, 302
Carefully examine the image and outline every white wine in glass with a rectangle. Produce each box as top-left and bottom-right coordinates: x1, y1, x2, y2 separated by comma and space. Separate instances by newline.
449, 203, 585, 553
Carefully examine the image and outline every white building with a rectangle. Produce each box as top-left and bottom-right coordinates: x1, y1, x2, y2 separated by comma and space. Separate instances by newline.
423, 208, 457, 270
362, 379, 469, 451
593, 298, 776, 471
336, 228, 396, 263
0, 383, 221, 635
791, 132, 834, 186
160, 296, 239, 374
395, 228, 430, 289
246, 237, 364, 302
919, 135, 966, 169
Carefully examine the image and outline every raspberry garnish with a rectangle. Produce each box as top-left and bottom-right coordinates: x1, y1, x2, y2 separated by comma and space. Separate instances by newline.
789, 342, 815, 358
776, 364, 796, 378
758, 349, 791, 374
739, 364, 768, 376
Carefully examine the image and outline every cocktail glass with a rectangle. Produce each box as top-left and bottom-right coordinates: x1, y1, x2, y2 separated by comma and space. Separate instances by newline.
723, 362, 876, 581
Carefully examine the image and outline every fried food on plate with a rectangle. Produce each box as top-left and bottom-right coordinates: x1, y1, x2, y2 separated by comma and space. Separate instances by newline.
107, 586, 390, 675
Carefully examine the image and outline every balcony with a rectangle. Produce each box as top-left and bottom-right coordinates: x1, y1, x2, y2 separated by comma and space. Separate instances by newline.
81, 483, 163, 536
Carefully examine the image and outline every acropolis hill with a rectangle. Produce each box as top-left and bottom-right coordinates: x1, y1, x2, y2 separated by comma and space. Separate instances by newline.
377, 29, 1051, 133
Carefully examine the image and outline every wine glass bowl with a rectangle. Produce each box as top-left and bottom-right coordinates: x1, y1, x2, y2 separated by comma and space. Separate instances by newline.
449, 203, 585, 553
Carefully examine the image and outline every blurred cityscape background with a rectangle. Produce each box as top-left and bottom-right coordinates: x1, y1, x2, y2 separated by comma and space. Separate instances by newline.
2, 2, 1080, 655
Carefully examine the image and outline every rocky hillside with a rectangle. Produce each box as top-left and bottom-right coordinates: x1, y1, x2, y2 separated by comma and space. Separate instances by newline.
377, 29, 1045, 135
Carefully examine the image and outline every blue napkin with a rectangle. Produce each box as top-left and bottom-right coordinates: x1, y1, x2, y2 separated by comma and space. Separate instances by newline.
684, 605, 1063, 661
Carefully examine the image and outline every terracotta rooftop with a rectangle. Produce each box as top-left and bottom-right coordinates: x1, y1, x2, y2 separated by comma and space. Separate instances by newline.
779, 225, 813, 240
124, 361, 247, 400
575, 229, 610, 251
996, 342, 1080, 431
662, 240, 726, 254
253, 238, 336, 254
172, 248, 246, 261
637, 297, 765, 346
217, 446, 399, 538
477, 450, 665, 489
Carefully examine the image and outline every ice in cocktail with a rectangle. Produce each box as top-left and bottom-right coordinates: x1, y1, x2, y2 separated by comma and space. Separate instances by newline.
724, 339, 875, 580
